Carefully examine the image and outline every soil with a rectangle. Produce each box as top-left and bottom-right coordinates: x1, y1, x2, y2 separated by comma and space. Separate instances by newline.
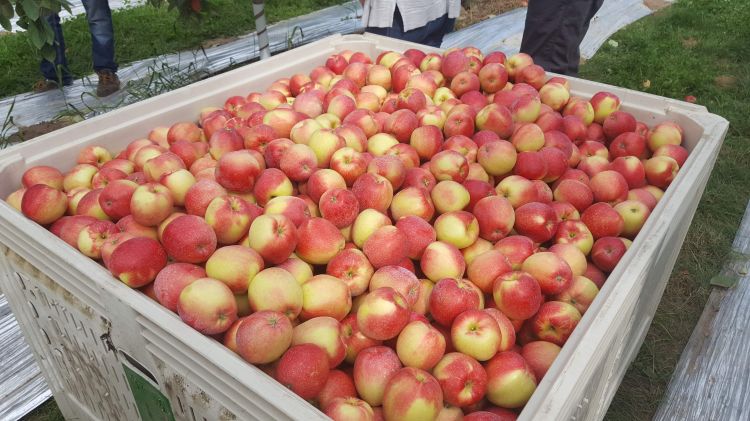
455, 0, 526, 30
6, 118, 79, 143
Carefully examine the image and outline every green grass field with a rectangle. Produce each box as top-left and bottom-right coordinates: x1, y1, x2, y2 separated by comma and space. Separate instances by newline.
0, 0, 347, 97
17, 0, 750, 420
579, 0, 750, 419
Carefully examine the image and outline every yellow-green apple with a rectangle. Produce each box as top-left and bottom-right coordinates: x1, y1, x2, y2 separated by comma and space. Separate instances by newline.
129, 182, 174, 226
353, 345, 402, 406
22, 165, 64, 190
161, 215, 217, 263
492, 271, 543, 321
204, 195, 260, 245
108, 237, 167, 288
511, 94, 542, 123
367, 64, 392, 90
484, 307, 518, 353
430, 150, 469, 182
66, 187, 89, 215
461, 238, 493, 266
554, 219, 595, 255
429, 180, 469, 215
325, 397, 374, 421
326, 248, 373, 296
279, 142, 318, 182
432, 352, 487, 407
527, 301, 582, 346
513, 202, 558, 243
76, 145, 112, 167
589, 91, 621, 124
451, 309, 501, 361
290, 119, 322, 146
63, 163, 98, 192
433, 86, 457, 106
189, 155, 218, 177
477, 140, 517, 178
153, 263, 206, 312
504, 53, 533, 79
334, 124, 368, 152
485, 351, 537, 408
644, 185, 665, 202
522, 251, 573, 295
205, 245, 264, 294
466, 162, 491, 182
292, 316, 346, 367
356, 287, 410, 340
382, 367, 443, 421
428, 278, 482, 327
390, 186, 435, 221
311, 65, 336, 87
275, 343, 330, 399
246, 214, 297, 264
340, 314, 382, 364
562, 97, 595, 126
494, 235, 536, 270
330, 147, 367, 186
307, 168, 347, 204
520, 341, 561, 382
98, 179, 138, 221
538, 83, 570, 111
613, 199, 651, 238
366, 133, 399, 157
117, 214, 158, 240
647, 121, 683, 152
167, 121, 203, 144
207, 129, 243, 160
299, 274, 351, 321
549, 243, 587, 276
403, 167, 437, 192
434, 211, 479, 249
76, 188, 110, 220
159, 169, 196, 207
142, 152, 184, 183
351, 208, 392, 248
252, 168, 293, 206
343, 109, 379, 138
296, 217, 345, 264
553, 275, 599, 315
368, 155, 406, 190
351, 173, 393, 213
644, 156, 679, 189
628, 187, 658, 211
395, 320, 446, 370
50, 215, 96, 247
276, 256, 313, 285
369, 265, 420, 308
395, 216, 437, 260
511, 123, 545, 152
420, 241, 466, 282
363, 225, 408, 269
235, 310, 293, 364
124, 138, 156, 162
77, 220, 118, 259
589, 170, 629, 205
410, 278, 433, 316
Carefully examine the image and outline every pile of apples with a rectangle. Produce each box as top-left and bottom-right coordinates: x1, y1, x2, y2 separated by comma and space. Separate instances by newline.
5, 45, 688, 421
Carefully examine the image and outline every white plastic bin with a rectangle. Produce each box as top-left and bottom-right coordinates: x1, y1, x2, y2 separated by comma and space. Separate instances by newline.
0, 33, 728, 420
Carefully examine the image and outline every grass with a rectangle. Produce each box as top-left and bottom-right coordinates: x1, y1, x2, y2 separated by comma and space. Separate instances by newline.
0, 0, 347, 97
578, 0, 750, 419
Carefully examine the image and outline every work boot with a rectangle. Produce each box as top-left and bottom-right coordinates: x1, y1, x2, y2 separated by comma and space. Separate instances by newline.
96, 69, 120, 97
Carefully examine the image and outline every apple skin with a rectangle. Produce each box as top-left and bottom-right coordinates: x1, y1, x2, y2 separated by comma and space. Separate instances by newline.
300, 274, 352, 321
318, 371, 358, 412
396, 320, 446, 370
161, 215, 217, 264
521, 341, 562, 382
591, 236, 628, 272
275, 343, 330, 400
21, 184, 68, 225
177, 277, 238, 335
324, 397, 375, 421
382, 367, 444, 421
451, 309, 502, 361
432, 352, 488, 408
108, 237, 167, 288
522, 251, 574, 296
514, 202, 559, 243
292, 316, 346, 368
153, 263, 206, 312
353, 345, 403, 407
356, 287, 410, 341
467, 250, 513, 294
485, 351, 537, 409
492, 271, 543, 321
235, 310, 293, 364
429, 278, 483, 327
295, 217, 346, 265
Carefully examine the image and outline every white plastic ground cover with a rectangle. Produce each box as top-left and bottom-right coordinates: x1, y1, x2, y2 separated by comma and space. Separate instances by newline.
1, 1, 146, 34
0, 292, 51, 421
442, 0, 660, 58
653, 201, 750, 421
0, 0, 364, 136
0, 33, 728, 420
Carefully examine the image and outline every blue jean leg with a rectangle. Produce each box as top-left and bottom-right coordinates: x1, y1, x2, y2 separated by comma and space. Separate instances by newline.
366, 7, 453, 48
82, 0, 118, 72
40, 14, 73, 83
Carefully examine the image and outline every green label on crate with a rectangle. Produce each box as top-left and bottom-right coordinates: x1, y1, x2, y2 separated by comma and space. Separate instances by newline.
123, 364, 176, 421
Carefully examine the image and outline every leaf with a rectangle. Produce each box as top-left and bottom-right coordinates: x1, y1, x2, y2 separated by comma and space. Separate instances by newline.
27, 20, 45, 49
42, 15, 55, 43
41, 43, 56, 63
0, 1, 14, 19
21, 0, 40, 21
0, 14, 10, 32
60, 0, 72, 14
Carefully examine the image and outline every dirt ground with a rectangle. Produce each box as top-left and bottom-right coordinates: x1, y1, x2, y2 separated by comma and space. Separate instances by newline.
456, 0, 526, 29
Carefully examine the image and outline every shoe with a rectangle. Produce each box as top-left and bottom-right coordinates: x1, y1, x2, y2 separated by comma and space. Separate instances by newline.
96, 70, 120, 97
33, 79, 71, 93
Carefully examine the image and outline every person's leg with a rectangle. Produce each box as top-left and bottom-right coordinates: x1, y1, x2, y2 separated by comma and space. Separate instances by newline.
564, 0, 605, 76
422, 14, 455, 48
519, 0, 569, 74
39, 13, 73, 85
82, 0, 117, 73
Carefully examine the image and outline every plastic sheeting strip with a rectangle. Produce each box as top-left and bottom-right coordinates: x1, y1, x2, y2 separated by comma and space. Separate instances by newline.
1, 1, 147, 34
0, 292, 52, 421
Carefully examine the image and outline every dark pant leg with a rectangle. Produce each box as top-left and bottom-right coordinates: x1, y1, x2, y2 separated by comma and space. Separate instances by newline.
40, 13, 73, 83
367, 8, 453, 48
82, 0, 118, 72
520, 0, 603, 76
422, 15, 455, 48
